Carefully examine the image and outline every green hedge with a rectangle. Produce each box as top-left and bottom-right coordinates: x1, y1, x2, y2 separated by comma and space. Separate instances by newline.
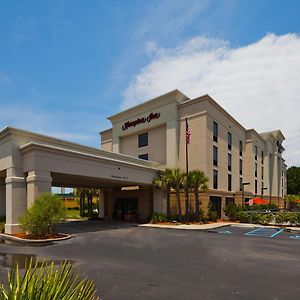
150, 213, 169, 224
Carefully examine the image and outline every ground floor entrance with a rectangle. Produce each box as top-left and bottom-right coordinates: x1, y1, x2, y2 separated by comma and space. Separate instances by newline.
210, 196, 222, 218
114, 198, 138, 221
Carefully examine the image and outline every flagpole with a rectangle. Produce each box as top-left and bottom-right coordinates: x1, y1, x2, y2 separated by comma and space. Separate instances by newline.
185, 116, 190, 224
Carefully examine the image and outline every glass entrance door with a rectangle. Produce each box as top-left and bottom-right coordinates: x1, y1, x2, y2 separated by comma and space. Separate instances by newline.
114, 198, 138, 221
210, 196, 222, 218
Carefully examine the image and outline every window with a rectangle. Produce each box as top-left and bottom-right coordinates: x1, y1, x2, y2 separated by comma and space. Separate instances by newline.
261, 151, 264, 164
228, 132, 232, 150
239, 140, 243, 156
239, 159, 243, 175
213, 170, 218, 189
239, 178, 243, 191
228, 174, 232, 191
255, 163, 257, 177
213, 146, 218, 166
138, 133, 148, 148
255, 180, 258, 195
254, 145, 258, 160
138, 153, 148, 160
228, 153, 232, 171
213, 121, 218, 142
261, 166, 264, 180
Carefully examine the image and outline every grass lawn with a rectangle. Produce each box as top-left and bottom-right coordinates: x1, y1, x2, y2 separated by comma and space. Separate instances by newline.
65, 209, 86, 219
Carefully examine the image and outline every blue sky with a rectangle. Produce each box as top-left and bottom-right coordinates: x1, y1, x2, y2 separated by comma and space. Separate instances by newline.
0, 0, 299, 166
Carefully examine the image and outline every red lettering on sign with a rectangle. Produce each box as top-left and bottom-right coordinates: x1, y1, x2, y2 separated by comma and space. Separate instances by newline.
122, 112, 160, 131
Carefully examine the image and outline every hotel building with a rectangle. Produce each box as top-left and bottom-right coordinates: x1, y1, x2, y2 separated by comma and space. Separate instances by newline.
100, 90, 287, 217
0, 89, 287, 233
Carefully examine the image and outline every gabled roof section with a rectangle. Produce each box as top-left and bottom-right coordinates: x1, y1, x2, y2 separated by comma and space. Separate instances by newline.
260, 130, 285, 142
180, 94, 247, 132
108, 89, 189, 124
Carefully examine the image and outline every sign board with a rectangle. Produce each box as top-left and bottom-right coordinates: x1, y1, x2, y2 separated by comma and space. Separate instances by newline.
249, 198, 253, 206
122, 112, 160, 131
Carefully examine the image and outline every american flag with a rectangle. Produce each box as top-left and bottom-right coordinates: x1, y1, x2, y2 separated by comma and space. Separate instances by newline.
185, 117, 191, 145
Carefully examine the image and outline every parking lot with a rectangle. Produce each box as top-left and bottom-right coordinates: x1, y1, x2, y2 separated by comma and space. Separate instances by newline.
0, 222, 299, 300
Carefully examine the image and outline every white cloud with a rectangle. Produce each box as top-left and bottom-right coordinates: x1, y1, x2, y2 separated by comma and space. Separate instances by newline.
123, 33, 300, 167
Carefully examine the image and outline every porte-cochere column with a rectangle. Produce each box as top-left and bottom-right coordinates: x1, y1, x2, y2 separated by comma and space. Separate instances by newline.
0, 179, 5, 216
5, 167, 27, 234
26, 170, 52, 208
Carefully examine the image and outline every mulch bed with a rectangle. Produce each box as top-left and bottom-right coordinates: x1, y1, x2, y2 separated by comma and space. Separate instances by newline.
12, 233, 66, 240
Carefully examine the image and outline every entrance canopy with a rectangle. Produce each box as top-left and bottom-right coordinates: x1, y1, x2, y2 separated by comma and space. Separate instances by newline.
0, 127, 160, 233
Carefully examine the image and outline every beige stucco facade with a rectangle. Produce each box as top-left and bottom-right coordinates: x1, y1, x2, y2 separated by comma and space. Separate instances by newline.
0, 89, 287, 234
100, 90, 287, 216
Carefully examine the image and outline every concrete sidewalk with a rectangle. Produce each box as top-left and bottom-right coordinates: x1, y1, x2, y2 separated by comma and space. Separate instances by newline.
139, 222, 300, 232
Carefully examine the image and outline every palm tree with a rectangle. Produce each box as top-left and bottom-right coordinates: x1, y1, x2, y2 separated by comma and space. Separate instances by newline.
86, 189, 98, 216
75, 188, 87, 216
187, 170, 209, 221
153, 170, 172, 218
169, 168, 184, 222
75, 188, 98, 217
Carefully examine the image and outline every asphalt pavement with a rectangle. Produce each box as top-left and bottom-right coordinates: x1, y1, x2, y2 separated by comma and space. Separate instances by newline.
0, 222, 299, 300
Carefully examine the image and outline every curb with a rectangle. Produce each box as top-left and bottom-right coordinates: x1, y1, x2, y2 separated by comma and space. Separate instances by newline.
0, 233, 72, 244
139, 223, 233, 231
139, 223, 300, 232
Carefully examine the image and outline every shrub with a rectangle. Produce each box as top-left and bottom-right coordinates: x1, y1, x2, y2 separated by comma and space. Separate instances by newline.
287, 213, 298, 225
236, 211, 250, 223
0, 223, 4, 234
275, 212, 286, 225
189, 209, 205, 222
297, 213, 300, 225
251, 213, 260, 224
0, 259, 99, 299
151, 213, 168, 224
259, 214, 273, 225
19, 193, 65, 238
224, 204, 242, 221
209, 211, 218, 222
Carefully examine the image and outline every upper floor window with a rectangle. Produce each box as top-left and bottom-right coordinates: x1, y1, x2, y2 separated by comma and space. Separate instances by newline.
228, 174, 232, 191
239, 140, 243, 157
255, 163, 258, 177
239, 177, 243, 192
213, 121, 218, 143
138, 153, 149, 160
254, 145, 258, 160
213, 146, 218, 166
228, 153, 232, 171
239, 159, 243, 175
228, 132, 232, 150
261, 151, 264, 164
261, 166, 264, 180
213, 169, 218, 189
138, 132, 148, 148
255, 180, 258, 195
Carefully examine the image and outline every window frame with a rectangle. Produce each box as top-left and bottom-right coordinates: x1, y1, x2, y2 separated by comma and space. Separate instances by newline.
213, 169, 218, 189
138, 132, 148, 148
228, 174, 232, 191
213, 146, 218, 166
228, 153, 232, 171
228, 132, 232, 151
138, 153, 149, 160
213, 121, 218, 143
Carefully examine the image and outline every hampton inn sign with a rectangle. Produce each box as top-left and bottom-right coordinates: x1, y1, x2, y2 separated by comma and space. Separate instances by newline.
122, 112, 160, 131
